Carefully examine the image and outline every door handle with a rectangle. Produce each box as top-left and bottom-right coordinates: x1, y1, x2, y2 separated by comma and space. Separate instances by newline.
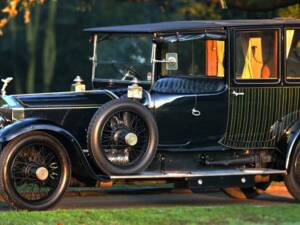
192, 108, 201, 117
232, 90, 245, 97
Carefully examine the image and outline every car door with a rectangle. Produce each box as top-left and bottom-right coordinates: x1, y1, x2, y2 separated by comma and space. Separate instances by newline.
152, 37, 228, 150
221, 28, 282, 149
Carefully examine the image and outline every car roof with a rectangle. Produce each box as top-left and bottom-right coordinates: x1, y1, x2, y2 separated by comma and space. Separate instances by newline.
84, 19, 300, 34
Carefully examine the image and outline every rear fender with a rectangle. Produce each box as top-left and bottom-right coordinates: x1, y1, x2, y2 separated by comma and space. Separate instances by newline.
284, 120, 300, 170
0, 118, 108, 181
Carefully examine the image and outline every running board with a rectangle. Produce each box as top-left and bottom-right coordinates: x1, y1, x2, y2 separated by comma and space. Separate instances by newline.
110, 169, 286, 180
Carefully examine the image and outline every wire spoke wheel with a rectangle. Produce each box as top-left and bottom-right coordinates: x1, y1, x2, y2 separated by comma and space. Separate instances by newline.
101, 110, 149, 167
0, 131, 70, 210
88, 99, 158, 175
10, 143, 61, 202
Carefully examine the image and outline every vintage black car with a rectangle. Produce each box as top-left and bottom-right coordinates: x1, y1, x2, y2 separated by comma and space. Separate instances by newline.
2, 19, 300, 210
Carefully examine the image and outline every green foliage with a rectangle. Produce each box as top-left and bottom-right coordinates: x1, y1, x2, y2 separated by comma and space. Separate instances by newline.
0, 0, 299, 94
278, 4, 300, 19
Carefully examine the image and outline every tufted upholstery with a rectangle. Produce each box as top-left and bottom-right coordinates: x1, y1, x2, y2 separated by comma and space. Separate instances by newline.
153, 76, 225, 94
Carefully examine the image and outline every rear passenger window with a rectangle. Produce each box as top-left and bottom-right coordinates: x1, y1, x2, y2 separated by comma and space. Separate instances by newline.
286, 29, 300, 80
235, 30, 279, 81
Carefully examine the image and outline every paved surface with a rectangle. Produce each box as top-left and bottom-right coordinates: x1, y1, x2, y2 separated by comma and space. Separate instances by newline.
0, 184, 296, 210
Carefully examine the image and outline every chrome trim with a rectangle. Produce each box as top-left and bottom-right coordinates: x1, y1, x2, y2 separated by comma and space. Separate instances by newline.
18, 106, 101, 110
143, 90, 154, 108
232, 90, 244, 96
110, 168, 286, 180
2, 96, 23, 108
1, 77, 13, 97
5, 89, 117, 110
151, 42, 157, 87
91, 34, 98, 82
104, 89, 119, 99
10, 89, 108, 97
192, 108, 201, 117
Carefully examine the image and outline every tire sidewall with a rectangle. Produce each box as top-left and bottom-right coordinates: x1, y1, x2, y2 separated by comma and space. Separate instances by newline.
285, 141, 300, 201
89, 99, 158, 175
0, 132, 70, 210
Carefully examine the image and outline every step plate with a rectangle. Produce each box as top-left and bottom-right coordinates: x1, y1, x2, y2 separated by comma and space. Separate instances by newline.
110, 169, 286, 180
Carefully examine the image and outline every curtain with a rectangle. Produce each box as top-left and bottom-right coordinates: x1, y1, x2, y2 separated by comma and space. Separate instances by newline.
216, 41, 225, 77
241, 37, 263, 79
286, 30, 295, 59
206, 40, 225, 77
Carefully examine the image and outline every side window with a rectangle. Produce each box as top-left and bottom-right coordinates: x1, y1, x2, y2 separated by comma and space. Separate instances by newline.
235, 30, 279, 81
161, 39, 225, 78
286, 29, 300, 80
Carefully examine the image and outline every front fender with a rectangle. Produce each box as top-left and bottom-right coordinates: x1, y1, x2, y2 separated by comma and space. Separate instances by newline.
0, 118, 109, 181
0, 118, 71, 143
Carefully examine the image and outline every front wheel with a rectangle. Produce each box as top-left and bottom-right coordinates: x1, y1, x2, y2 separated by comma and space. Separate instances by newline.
0, 131, 71, 210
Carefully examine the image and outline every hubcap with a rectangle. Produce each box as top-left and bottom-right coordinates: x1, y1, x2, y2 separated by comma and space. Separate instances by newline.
35, 167, 49, 181
125, 132, 138, 146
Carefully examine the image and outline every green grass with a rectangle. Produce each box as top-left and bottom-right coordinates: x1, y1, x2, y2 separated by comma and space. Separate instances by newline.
1, 205, 300, 225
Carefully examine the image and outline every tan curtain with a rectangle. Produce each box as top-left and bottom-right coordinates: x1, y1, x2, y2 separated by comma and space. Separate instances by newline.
242, 37, 263, 79
216, 41, 225, 77
286, 29, 295, 59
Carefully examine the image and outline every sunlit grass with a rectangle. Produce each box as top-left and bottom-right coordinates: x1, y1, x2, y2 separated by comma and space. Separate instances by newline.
0, 204, 299, 225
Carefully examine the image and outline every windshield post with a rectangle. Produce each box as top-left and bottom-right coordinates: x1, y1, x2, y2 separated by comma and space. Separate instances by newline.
151, 42, 157, 86
91, 34, 98, 83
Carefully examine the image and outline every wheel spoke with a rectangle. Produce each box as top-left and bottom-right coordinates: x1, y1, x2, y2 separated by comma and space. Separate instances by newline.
100, 110, 149, 167
9, 142, 62, 202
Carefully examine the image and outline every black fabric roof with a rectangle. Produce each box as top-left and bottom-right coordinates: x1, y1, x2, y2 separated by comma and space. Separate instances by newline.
84, 19, 300, 34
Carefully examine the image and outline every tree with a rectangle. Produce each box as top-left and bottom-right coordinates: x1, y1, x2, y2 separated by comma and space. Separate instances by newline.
43, 0, 57, 91
0, 0, 45, 36
1, 0, 300, 95
226, 0, 299, 11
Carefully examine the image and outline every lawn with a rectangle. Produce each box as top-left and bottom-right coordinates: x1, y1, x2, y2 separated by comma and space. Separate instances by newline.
1, 204, 300, 225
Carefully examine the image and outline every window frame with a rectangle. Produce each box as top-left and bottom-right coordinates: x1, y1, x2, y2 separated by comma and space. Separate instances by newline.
232, 27, 281, 85
284, 27, 300, 84
158, 36, 227, 80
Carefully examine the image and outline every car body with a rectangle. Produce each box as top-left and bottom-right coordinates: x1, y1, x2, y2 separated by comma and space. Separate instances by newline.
2, 19, 300, 210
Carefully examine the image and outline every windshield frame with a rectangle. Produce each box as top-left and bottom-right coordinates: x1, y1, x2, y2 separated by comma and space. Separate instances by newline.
90, 33, 155, 86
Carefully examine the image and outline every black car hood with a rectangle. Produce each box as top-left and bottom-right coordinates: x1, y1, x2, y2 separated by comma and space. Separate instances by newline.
10, 90, 117, 108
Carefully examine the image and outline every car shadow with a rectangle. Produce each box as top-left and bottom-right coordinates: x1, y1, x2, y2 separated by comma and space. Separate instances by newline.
0, 189, 296, 211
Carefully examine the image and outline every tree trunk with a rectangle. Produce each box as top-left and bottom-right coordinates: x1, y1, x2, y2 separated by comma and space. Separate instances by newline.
9, 19, 22, 94
43, 0, 57, 92
26, 4, 41, 93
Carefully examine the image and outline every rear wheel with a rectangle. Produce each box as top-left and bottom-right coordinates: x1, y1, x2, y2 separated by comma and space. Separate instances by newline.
0, 131, 71, 210
285, 142, 300, 201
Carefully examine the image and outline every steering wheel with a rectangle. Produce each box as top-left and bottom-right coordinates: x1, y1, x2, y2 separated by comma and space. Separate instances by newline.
111, 63, 143, 81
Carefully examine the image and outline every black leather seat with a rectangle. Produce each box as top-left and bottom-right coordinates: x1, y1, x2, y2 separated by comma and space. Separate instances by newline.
153, 76, 225, 94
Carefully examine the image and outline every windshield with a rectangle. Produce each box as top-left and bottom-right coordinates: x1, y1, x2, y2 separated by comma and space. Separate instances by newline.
95, 34, 153, 83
